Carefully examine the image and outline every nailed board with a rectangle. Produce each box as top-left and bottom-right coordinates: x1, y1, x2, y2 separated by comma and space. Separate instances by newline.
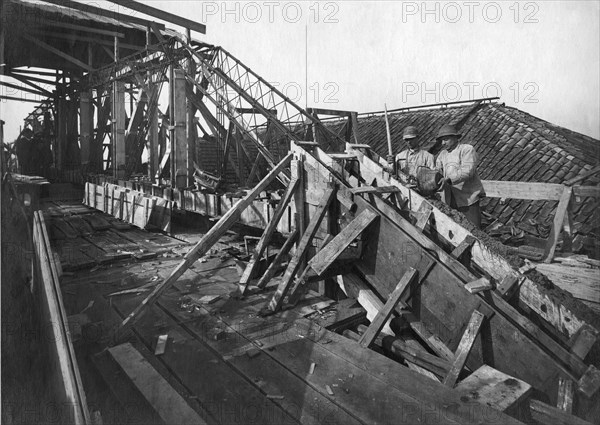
108, 343, 206, 425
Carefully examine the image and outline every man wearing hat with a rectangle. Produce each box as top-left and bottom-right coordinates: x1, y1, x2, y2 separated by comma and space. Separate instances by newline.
435, 124, 485, 229
390, 126, 435, 179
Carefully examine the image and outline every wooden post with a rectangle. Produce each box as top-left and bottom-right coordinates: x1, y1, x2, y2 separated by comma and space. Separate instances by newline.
544, 186, 572, 263
112, 80, 126, 178
148, 82, 159, 182
187, 60, 196, 186
359, 268, 418, 348
56, 90, 67, 170
171, 67, 188, 188
79, 89, 93, 169
443, 310, 485, 387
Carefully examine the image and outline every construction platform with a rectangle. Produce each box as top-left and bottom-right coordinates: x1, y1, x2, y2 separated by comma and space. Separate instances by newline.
53, 205, 524, 425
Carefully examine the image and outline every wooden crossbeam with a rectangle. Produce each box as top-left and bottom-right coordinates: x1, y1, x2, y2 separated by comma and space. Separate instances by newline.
544, 186, 572, 263
119, 154, 292, 333
20, 34, 93, 71
309, 209, 378, 276
350, 186, 400, 195
238, 178, 299, 294
264, 188, 336, 314
0, 80, 47, 97
359, 268, 418, 348
39, 0, 165, 29
256, 229, 299, 289
105, 0, 206, 34
530, 399, 592, 425
565, 165, 600, 186
443, 310, 485, 387
286, 209, 379, 305
451, 236, 475, 261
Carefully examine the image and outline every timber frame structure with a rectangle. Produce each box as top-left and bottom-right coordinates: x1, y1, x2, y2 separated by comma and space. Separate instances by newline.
2, 1, 600, 424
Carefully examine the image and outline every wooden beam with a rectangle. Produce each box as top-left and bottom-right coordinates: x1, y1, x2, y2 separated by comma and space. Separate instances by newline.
309, 209, 378, 276
265, 188, 336, 314
172, 68, 188, 188
0, 80, 46, 97
464, 277, 493, 294
239, 177, 300, 294
256, 229, 299, 289
39, 0, 165, 29
44, 20, 125, 37
108, 343, 207, 425
443, 310, 485, 387
0, 96, 41, 103
481, 180, 565, 200
8, 72, 55, 96
359, 268, 418, 348
530, 399, 592, 425
20, 34, 93, 71
119, 153, 292, 333
543, 186, 572, 263
220, 122, 234, 179
112, 81, 126, 178
349, 186, 400, 195
105, 0, 206, 34
79, 89, 93, 166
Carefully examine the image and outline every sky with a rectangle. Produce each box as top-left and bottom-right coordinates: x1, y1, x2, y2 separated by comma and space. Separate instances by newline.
1, 0, 599, 143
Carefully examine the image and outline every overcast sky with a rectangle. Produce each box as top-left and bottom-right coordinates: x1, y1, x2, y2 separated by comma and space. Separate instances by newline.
1, 1, 599, 143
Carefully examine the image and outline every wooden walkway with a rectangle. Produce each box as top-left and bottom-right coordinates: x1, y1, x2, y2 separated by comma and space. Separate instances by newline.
53, 212, 523, 424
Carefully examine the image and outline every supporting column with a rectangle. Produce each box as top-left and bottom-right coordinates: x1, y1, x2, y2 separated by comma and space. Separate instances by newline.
187, 59, 197, 186
56, 87, 67, 171
148, 82, 159, 182
172, 67, 188, 188
112, 81, 126, 178
79, 89, 93, 170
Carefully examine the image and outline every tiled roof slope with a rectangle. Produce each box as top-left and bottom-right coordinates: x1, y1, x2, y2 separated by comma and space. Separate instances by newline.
327, 102, 599, 236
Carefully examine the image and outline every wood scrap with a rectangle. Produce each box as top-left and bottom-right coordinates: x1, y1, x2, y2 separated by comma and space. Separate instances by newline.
443, 310, 485, 387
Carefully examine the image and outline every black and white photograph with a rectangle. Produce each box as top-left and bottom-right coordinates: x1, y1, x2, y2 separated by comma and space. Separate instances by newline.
1, 1, 599, 424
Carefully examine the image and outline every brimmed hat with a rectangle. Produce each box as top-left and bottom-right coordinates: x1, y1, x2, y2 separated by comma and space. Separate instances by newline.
436, 124, 461, 140
402, 126, 418, 140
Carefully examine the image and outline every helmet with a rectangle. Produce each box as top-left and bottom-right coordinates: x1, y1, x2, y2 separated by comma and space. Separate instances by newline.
402, 126, 418, 140
436, 124, 461, 140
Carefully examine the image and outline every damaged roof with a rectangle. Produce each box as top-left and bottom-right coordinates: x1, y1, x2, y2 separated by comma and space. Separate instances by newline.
328, 102, 600, 237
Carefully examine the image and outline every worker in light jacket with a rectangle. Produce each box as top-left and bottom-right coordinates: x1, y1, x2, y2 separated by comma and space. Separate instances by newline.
435, 124, 485, 229
390, 126, 435, 178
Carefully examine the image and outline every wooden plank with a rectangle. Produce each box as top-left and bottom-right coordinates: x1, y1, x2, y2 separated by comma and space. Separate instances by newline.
544, 186, 572, 262
530, 399, 592, 425
358, 268, 418, 348
565, 165, 600, 185
443, 310, 485, 387
557, 377, 574, 413
355, 324, 451, 377
108, 343, 206, 425
535, 263, 600, 304
455, 365, 532, 413
309, 209, 378, 276
105, 0, 207, 33
569, 324, 599, 360
350, 185, 400, 195
40, 0, 166, 28
464, 277, 493, 294
265, 188, 335, 313
255, 229, 299, 289
481, 180, 565, 200
239, 178, 299, 294
451, 235, 475, 260
20, 34, 93, 71
120, 154, 292, 332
